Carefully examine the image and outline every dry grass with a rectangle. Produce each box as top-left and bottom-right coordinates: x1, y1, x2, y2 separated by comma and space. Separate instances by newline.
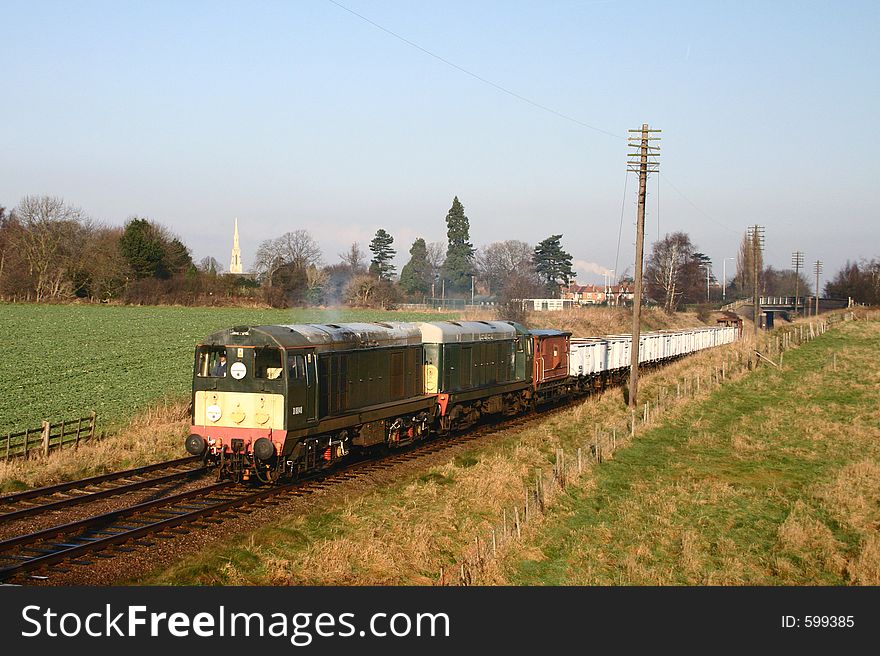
499, 318, 880, 585
0, 398, 190, 491
458, 305, 711, 336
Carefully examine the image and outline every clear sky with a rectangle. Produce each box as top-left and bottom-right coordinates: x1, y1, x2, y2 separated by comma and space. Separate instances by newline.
1, 0, 877, 285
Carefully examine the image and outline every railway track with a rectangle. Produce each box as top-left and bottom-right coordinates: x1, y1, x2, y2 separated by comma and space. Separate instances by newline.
0, 400, 559, 583
0, 456, 208, 523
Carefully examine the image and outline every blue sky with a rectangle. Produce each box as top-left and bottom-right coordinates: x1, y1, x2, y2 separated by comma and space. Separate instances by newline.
1, 0, 877, 284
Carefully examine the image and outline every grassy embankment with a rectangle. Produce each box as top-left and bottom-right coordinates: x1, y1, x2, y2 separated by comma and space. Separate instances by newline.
138, 316, 752, 585
498, 318, 880, 585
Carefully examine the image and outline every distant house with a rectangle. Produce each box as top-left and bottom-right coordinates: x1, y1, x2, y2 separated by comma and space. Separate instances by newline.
607, 284, 635, 306
562, 283, 605, 304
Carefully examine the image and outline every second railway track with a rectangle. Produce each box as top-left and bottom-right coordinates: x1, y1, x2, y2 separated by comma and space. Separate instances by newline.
0, 456, 209, 523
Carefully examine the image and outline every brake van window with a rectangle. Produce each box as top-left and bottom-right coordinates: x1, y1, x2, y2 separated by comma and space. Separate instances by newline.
197, 347, 228, 377
255, 347, 284, 379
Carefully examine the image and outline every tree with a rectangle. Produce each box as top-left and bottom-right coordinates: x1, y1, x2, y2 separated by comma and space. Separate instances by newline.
645, 232, 694, 311
368, 229, 396, 281
762, 265, 810, 297
477, 240, 536, 296
339, 242, 367, 274
735, 230, 764, 297
644, 232, 716, 309
14, 195, 89, 300
198, 256, 224, 275
441, 197, 475, 293
497, 269, 544, 324
119, 217, 169, 279
399, 237, 431, 297
164, 238, 194, 276
532, 234, 576, 296
825, 259, 880, 305
305, 263, 329, 305
253, 229, 322, 287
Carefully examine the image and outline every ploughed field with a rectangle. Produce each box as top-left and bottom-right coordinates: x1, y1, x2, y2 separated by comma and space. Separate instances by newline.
0, 304, 456, 435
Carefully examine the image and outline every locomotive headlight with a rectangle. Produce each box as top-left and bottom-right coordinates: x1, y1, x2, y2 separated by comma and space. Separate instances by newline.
206, 404, 222, 422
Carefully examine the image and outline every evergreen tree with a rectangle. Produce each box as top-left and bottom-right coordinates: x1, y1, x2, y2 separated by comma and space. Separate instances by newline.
164, 238, 194, 275
399, 237, 431, 297
441, 196, 475, 292
532, 234, 576, 296
119, 218, 168, 279
369, 228, 396, 280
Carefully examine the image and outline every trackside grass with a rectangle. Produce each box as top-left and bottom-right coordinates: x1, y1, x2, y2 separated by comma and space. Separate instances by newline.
503, 320, 880, 585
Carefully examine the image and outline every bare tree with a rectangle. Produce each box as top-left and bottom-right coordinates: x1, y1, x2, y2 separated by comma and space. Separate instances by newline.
645, 232, 696, 312
426, 241, 445, 290
735, 230, 764, 296
252, 229, 322, 286
13, 195, 86, 301
476, 240, 536, 295
338, 242, 367, 274
198, 256, 224, 275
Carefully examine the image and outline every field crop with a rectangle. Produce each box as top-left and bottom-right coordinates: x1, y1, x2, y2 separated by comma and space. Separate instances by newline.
0, 303, 456, 435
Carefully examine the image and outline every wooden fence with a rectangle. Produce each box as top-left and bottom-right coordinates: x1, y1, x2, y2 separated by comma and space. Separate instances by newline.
2, 412, 97, 461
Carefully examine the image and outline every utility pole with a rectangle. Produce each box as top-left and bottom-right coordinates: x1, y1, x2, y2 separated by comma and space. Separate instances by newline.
722, 257, 734, 301
747, 225, 765, 348
792, 251, 804, 317
814, 260, 823, 316
627, 124, 660, 409
705, 265, 710, 302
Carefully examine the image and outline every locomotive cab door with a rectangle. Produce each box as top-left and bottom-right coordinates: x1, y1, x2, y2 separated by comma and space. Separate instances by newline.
287, 350, 318, 426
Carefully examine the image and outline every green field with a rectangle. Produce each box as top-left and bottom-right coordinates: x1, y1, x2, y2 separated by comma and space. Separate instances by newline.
0, 304, 457, 435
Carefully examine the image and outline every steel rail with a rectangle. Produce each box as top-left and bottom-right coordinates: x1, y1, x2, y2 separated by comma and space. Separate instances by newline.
0, 481, 287, 580
0, 465, 210, 523
0, 456, 200, 504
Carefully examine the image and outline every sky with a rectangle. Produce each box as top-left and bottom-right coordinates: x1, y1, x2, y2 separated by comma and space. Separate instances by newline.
1, 0, 878, 286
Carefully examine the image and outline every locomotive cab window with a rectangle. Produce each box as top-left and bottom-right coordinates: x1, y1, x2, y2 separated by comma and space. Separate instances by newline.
255, 347, 283, 379
287, 352, 306, 380
197, 347, 228, 377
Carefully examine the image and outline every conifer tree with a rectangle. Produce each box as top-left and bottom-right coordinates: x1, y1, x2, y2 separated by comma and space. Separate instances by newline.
369, 228, 396, 280
441, 196, 475, 292
532, 234, 576, 296
399, 237, 431, 297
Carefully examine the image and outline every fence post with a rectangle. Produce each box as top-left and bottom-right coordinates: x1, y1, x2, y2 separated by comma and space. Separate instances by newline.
59, 419, 65, 450
41, 420, 50, 457
89, 412, 97, 441
4, 432, 9, 461
75, 416, 83, 449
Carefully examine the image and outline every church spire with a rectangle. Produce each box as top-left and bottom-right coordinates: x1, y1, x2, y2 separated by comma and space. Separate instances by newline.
229, 218, 242, 274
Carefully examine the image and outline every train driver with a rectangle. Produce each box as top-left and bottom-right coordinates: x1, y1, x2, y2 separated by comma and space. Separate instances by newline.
211, 352, 228, 377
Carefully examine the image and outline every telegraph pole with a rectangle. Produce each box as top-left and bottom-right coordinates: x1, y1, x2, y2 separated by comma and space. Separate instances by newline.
627, 124, 660, 409
814, 260, 823, 316
747, 225, 765, 347
792, 251, 804, 317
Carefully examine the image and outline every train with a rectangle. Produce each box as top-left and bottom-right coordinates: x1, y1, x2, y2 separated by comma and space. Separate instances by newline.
184, 321, 739, 482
